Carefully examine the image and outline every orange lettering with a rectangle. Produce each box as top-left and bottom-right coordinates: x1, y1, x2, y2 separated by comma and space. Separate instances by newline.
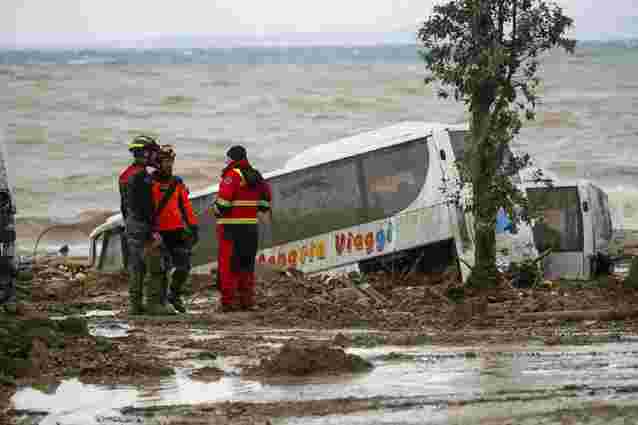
365, 232, 374, 253
288, 250, 298, 266
354, 234, 364, 251
317, 240, 326, 258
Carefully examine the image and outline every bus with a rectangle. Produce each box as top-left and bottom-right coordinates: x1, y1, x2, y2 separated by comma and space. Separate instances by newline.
89, 122, 613, 281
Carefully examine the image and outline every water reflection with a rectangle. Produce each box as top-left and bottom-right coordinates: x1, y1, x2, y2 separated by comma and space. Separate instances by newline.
12, 343, 638, 425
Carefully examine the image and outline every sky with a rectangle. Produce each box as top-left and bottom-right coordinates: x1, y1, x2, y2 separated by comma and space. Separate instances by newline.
1, 0, 637, 48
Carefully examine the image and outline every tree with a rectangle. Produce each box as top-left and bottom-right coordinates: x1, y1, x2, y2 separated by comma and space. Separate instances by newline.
418, 0, 575, 288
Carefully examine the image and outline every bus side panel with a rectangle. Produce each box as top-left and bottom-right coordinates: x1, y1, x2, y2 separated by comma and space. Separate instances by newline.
189, 191, 219, 267
255, 204, 454, 274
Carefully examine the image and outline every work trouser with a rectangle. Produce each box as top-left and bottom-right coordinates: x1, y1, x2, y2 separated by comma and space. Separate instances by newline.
216, 223, 258, 307
126, 234, 148, 309
0, 254, 16, 305
159, 230, 193, 299
120, 229, 130, 271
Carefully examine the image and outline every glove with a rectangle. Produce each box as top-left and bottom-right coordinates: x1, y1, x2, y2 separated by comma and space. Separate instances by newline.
210, 203, 222, 218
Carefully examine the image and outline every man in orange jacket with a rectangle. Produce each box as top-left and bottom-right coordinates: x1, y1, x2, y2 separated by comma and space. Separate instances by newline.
211, 145, 271, 312
150, 144, 199, 314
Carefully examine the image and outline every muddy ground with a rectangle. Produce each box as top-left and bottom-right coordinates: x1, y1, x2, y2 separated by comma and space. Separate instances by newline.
3, 256, 638, 424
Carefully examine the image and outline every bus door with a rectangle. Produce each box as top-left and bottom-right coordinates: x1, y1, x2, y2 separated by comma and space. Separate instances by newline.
526, 186, 588, 280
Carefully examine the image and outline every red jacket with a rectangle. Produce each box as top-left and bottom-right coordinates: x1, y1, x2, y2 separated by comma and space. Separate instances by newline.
118, 163, 145, 219
151, 175, 198, 231
214, 160, 271, 224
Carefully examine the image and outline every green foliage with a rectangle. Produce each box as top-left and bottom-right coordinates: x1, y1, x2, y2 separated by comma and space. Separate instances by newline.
445, 286, 466, 303
609, 320, 624, 341
350, 333, 386, 348
509, 258, 542, 288
195, 351, 218, 360
57, 317, 89, 336
95, 336, 114, 353
418, 0, 575, 288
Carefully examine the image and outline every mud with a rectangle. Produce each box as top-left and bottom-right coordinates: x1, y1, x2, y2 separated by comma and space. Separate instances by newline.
5, 256, 638, 424
249, 340, 373, 377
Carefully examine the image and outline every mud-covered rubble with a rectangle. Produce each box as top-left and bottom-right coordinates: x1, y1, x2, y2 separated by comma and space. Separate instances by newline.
247, 339, 373, 377
6, 256, 638, 424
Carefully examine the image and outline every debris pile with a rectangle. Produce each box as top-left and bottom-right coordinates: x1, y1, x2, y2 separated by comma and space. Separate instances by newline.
253, 340, 373, 376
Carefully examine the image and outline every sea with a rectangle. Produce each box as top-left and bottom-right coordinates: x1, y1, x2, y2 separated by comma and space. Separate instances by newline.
1, 42, 637, 256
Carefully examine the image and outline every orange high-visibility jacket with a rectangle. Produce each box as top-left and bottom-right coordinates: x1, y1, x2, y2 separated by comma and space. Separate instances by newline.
151, 175, 198, 231
214, 160, 271, 224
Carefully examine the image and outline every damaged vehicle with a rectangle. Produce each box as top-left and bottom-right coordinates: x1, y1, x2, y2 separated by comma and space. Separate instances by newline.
89, 122, 613, 281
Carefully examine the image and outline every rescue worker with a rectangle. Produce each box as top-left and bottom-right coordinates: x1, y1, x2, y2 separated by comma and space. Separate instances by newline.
125, 135, 174, 315
0, 129, 17, 311
150, 144, 199, 313
0, 189, 16, 310
118, 135, 153, 271
211, 145, 271, 312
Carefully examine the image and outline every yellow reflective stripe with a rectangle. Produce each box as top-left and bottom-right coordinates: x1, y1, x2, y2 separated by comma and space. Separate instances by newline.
232, 200, 259, 206
216, 198, 233, 207
232, 168, 246, 186
217, 218, 258, 224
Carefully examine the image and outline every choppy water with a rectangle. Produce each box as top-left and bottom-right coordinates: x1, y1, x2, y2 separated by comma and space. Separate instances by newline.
2, 43, 638, 254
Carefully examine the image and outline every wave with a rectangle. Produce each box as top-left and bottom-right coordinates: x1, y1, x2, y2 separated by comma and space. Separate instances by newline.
603, 185, 638, 230
160, 95, 197, 107
67, 57, 117, 65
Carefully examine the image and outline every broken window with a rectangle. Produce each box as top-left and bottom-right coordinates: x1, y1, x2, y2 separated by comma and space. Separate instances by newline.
360, 138, 429, 220
527, 187, 583, 252
268, 158, 365, 246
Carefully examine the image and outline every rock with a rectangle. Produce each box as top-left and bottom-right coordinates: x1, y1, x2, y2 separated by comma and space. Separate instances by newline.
332, 333, 350, 347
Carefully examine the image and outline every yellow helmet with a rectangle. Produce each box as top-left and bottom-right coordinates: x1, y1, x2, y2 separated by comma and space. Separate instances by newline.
128, 134, 159, 153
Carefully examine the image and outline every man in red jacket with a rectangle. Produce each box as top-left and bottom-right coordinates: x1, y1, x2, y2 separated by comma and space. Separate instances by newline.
118, 135, 155, 271
211, 145, 271, 312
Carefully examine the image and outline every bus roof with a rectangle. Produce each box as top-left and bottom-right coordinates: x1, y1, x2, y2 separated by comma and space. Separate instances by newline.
283, 121, 464, 171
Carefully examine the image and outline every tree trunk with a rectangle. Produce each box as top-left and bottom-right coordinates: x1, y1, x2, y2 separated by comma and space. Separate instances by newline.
467, 95, 499, 289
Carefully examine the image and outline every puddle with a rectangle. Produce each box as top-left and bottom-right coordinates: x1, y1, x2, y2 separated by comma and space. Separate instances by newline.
12, 342, 638, 424
84, 310, 118, 318
88, 319, 130, 338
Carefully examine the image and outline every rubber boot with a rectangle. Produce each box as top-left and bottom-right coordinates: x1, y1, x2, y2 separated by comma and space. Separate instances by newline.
168, 269, 188, 313
128, 270, 145, 315
145, 254, 176, 316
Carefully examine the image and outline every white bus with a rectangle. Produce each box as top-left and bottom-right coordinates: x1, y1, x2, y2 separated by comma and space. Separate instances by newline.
89, 122, 613, 281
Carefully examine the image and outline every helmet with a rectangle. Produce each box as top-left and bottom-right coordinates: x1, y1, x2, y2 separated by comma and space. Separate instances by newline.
128, 134, 159, 153
158, 144, 176, 162
226, 145, 247, 161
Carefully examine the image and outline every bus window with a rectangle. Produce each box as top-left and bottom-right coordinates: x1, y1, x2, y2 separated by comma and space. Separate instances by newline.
268, 158, 364, 246
526, 187, 583, 252
360, 138, 429, 220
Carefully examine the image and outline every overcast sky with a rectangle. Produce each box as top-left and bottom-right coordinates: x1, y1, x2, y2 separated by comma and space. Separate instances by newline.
2, 0, 637, 47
